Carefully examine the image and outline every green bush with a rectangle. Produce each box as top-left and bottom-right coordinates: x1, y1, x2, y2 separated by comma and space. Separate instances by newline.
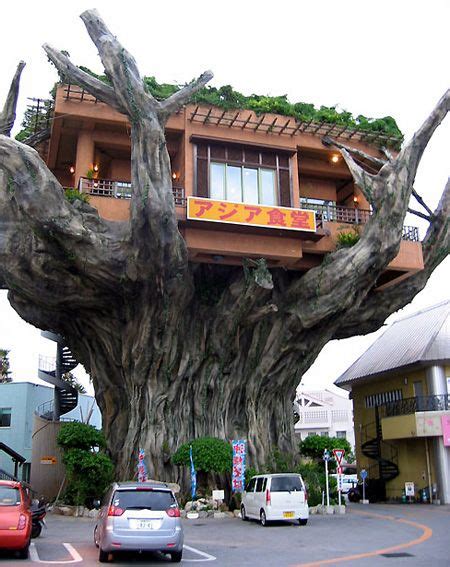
295, 462, 338, 506
171, 437, 232, 473
57, 422, 113, 506
64, 188, 90, 204
336, 227, 360, 249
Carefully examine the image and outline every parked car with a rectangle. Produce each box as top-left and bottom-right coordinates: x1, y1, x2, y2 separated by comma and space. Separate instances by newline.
330, 473, 358, 495
94, 481, 183, 563
241, 473, 309, 526
0, 480, 32, 559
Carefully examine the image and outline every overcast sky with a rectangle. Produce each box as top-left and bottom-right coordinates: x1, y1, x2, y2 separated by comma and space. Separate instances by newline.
0, 0, 448, 395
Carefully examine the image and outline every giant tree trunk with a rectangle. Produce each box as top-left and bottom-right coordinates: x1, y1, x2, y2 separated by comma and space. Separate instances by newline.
0, 10, 449, 483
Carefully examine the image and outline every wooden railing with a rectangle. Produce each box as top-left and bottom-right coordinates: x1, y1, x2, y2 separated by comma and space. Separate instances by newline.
78, 178, 186, 206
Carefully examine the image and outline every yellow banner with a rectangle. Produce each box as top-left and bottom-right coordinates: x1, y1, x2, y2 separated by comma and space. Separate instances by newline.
187, 197, 316, 232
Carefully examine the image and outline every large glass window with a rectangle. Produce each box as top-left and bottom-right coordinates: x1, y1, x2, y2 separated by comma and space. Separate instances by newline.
0, 408, 11, 427
210, 162, 277, 205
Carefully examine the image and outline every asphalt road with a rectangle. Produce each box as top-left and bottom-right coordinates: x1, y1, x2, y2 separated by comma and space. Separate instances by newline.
1, 503, 449, 566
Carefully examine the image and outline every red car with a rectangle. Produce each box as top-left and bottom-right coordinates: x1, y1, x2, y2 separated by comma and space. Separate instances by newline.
0, 480, 32, 559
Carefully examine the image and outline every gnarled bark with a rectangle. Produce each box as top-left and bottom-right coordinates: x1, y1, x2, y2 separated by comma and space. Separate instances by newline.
0, 10, 448, 483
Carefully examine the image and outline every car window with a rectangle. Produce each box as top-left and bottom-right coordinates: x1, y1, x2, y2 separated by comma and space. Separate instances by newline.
270, 476, 303, 492
112, 489, 175, 511
0, 486, 20, 506
255, 478, 264, 492
262, 478, 267, 491
246, 478, 256, 492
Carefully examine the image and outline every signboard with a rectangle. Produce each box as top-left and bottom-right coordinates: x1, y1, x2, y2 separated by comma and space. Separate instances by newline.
332, 449, 345, 465
337, 466, 343, 475
40, 456, 57, 465
190, 445, 197, 499
360, 469, 368, 481
212, 490, 225, 501
231, 440, 246, 492
188, 197, 316, 233
337, 475, 344, 492
442, 415, 450, 447
323, 449, 331, 462
405, 482, 415, 497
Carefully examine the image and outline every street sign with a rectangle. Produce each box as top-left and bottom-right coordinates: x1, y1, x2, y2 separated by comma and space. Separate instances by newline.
405, 482, 415, 497
332, 448, 345, 465
323, 449, 331, 462
360, 469, 368, 481
337, 465, 343, 475
337, 475, 344, 492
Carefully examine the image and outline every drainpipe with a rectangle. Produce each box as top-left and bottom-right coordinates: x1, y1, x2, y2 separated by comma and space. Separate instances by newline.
425, 438, 433, 504
427, 365, 450, 504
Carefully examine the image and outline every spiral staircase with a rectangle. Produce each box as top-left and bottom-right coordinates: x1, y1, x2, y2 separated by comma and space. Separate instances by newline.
37, 331, 79, 421
361, 407, 399, 501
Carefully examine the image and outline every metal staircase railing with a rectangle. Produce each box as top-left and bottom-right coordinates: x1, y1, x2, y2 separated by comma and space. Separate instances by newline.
37, 332, 79, 421
361, 409, 399, 500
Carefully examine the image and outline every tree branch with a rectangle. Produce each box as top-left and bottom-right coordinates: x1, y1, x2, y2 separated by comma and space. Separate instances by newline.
159, 70, 214, 117
412, 187, 434, 218
0, 61, 25, 136
79, 9, 155, 121
43, 44, 123, 113
407, 207, 432, 222
334, 178, 449, 339
323, 135, 386, 168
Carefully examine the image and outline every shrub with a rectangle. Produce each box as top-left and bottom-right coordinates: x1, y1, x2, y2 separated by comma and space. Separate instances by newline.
336, 227, 360, 248
57, 422, 113, 506
64, 188, 90, 204
171, 437, 232, 473
299, 435, 352, 471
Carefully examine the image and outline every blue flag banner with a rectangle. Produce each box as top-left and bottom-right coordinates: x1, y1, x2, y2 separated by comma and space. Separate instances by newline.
232, 440, 246, 492
189, 445, 197, 499
137, 448, 147, 483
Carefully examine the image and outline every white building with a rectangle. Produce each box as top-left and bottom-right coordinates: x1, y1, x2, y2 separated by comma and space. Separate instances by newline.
294, 388, 355, 449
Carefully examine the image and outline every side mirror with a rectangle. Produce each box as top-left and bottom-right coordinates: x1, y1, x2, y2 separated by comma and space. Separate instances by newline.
93, 499, 101, 510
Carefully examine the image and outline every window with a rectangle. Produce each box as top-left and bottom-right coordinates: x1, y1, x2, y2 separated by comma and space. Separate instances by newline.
255, 477, 265, 492
0, 408, 11, 427
336, 431, 347, 439
196, 142, 292, 207
246, 478, 256, 492
320, 432, 329, 437
365, 389, 403, 408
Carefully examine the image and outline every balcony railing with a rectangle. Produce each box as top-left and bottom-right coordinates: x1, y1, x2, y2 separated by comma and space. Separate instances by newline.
382, 395, 450, 418
78, 178, 186, 206
300, 202, 419, 242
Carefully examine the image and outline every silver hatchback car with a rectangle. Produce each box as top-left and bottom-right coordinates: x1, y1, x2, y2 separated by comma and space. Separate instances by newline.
94, 481, 184, 563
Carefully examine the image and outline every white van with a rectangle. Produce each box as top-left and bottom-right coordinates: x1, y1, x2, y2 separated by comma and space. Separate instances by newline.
241, 474, 309, 526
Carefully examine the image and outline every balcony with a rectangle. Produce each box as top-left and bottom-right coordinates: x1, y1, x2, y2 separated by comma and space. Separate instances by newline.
380, 395, 450, 441
300, 201, 419, 242
383, 395, 450, 417
78, 177, 186, 206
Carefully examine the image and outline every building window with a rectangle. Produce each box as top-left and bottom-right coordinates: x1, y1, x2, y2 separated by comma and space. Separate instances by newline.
365, 389, 403, 408
0, 408, 11, 427
196, 142, 292, 207
210, 162, 277, 206
320, 431, 329, 437
336, 431, 347, 439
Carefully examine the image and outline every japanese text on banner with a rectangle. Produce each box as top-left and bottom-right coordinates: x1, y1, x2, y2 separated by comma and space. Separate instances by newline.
232, 439, 246, 493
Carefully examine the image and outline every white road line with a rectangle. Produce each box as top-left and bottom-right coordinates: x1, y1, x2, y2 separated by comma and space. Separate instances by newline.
183, 544, 216, 562
30, 542, 83, 563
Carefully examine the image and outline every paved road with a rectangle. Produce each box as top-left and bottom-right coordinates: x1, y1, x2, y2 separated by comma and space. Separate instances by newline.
1, 503, 449, 566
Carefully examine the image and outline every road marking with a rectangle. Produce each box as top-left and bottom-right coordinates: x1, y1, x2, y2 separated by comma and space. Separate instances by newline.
293, 510, 433, 566
30, 542, 83, 563
183, 544, 216, 562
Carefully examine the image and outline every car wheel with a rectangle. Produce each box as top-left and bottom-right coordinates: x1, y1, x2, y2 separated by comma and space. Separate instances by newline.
240, 504, 248, 521
99, 548, 110, 563
94, 526, 100, 548
17, 543, 30, 559
260, 509, 268, 527
299, 518, 308, 526
170, 550, 183, 562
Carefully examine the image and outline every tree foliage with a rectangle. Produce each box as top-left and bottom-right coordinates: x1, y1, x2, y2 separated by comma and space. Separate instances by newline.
0, 349, 12, 383
299, 435, 352, 464
57, 422, 112, 506
171, 437, 232, 473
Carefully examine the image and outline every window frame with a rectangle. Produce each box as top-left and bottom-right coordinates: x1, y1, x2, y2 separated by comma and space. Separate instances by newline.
0, 407, 11, 427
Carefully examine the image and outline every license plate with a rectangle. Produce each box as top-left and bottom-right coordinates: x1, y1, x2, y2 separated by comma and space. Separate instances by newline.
131, 520, 153, 530
283, 512, 295, 518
